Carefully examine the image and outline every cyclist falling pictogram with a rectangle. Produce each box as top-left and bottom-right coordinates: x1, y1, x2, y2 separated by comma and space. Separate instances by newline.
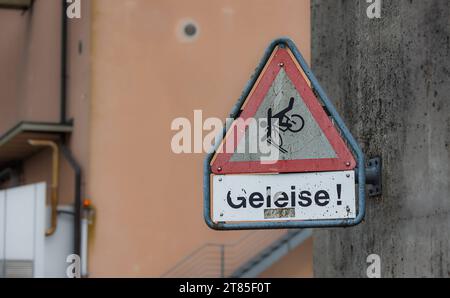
263, 97, 305, 154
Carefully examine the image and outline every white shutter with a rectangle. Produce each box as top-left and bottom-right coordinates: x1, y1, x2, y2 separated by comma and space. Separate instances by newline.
0, 183, 46, 278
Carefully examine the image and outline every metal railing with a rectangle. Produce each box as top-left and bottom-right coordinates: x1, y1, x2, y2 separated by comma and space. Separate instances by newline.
162, 229, 302, 278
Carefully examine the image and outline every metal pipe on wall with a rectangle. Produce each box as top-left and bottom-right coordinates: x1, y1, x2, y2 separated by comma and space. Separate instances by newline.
60, 0, 68, 124
81, 211, 89, 277
60, 145, 82, 259
28, 140, 60, 236
59, 0, 84, 270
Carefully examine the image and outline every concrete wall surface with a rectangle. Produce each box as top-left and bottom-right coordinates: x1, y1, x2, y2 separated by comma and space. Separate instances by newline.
312, 0, 450, 278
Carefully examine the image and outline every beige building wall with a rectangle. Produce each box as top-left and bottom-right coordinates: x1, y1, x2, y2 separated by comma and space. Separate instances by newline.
0, 0, 312, 278
0, 0, 90, 206
88, 0, 312, 277
0, 1, 60, 133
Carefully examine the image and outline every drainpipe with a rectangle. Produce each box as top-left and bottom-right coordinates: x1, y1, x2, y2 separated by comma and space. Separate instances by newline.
80, 199, 94, 277
59, 0, 84, 269
60, 145, 82, 257
60, 0, 68, 124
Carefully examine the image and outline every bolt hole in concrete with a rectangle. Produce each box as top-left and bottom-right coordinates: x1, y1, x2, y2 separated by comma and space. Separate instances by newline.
176, 19, 199, 42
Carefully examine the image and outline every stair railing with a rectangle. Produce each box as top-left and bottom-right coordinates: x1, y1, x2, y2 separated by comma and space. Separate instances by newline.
162, 229, 302, 278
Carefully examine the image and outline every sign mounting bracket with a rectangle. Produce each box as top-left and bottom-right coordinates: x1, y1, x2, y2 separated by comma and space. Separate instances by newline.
356, 157, 382, 197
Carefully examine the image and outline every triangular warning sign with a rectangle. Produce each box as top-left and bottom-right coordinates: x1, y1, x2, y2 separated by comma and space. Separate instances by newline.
211, 45, 356, 175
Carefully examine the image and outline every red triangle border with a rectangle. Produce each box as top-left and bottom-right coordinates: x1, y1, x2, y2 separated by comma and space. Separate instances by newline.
211, 47, 356, 175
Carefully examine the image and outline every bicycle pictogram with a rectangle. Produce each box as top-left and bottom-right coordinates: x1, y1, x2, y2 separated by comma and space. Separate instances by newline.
263, 97, 305, 154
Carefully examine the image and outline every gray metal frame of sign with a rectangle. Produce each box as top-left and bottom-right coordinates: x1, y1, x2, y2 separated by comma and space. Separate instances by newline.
203, 38, 366, 230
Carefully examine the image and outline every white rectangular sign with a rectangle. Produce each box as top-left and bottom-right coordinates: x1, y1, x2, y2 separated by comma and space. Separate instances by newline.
212, 171, 356, 223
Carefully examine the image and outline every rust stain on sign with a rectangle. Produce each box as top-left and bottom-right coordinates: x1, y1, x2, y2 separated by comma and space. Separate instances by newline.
264, 208, 295, 219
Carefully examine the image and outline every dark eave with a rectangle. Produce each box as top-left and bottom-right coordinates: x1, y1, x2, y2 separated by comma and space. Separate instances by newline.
0, 122, 73, 168
0, 0, 32, 10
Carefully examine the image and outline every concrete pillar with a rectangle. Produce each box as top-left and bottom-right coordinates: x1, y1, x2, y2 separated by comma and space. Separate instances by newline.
312, 0, 450, 277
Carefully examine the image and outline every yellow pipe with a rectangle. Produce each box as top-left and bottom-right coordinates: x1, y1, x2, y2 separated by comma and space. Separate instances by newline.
28, 140, 60, 236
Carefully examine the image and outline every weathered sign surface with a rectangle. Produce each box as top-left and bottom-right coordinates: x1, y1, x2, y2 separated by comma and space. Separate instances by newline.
204, 39, 365, 230
211, 46, 355, 175
212, 171, 356, 223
